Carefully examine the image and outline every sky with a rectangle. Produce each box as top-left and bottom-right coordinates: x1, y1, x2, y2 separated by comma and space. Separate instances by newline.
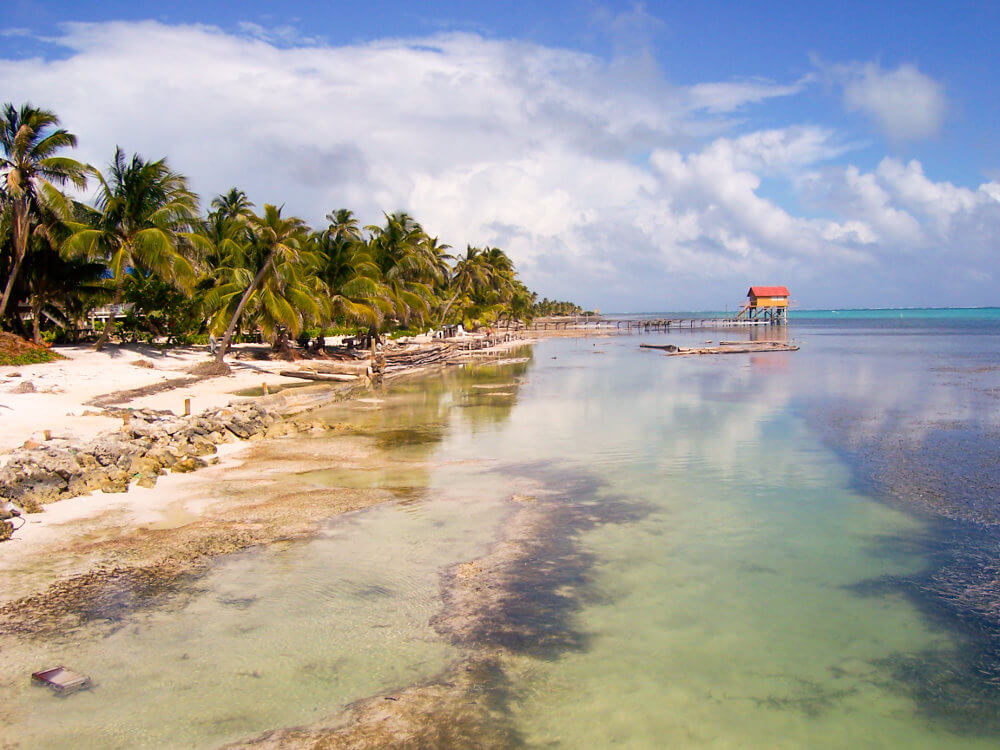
2, 1, 998, 311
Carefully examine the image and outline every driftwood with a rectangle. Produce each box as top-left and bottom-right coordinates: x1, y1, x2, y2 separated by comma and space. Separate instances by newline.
279, 370, 360, 382
383, 344, 458, 371
304, 361, 372, 376
644, 341, 799, 356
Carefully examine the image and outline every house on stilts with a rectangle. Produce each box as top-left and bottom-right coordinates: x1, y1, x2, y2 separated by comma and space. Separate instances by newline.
735, 286, 790, 324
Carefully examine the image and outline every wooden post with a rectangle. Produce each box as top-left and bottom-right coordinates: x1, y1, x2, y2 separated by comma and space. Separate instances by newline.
123, 411, 131, 428
43, 429, 52, 441
184, 398, 191, 416
262, 382, 269, 395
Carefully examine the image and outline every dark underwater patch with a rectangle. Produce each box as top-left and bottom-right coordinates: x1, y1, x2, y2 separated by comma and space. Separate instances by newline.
433, 461, 649, 660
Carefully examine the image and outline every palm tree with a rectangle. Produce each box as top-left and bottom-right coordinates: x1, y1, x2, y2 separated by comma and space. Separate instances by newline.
210, 187, 255, 224
312, 209, 391, 329
0, 103, 88, 322
365, 212, 441, 327
63, 147, 200, 350
438, 245, 492, 326
207, 204, 313, 363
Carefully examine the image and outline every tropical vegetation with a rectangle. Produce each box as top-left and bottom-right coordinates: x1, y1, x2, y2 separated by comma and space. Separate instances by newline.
0, 102, 584, 359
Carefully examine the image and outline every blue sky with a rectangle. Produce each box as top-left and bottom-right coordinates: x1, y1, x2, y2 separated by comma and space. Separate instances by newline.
3, 1, 999, 310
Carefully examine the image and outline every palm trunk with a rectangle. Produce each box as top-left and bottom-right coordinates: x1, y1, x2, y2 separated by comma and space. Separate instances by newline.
437, 290, 461, 328
95, 283, 123, 351
0, 202, 30, 323
216, 251, 276, 363
31, 296, 43, 345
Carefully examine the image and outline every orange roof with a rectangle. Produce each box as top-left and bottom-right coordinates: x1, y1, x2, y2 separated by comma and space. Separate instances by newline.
748, 286, 789, 297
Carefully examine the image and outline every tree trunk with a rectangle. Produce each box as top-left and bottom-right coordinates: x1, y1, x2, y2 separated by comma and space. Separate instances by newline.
216, 251, 276, 363
0, 202, 30, 323
94, 283, 123, 351
31, 296, 43, 345
437, 290, 461, 328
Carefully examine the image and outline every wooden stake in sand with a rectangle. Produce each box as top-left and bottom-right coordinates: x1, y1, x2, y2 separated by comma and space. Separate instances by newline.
184, 398, 191, 416
262, 382, 269, 395
43, 429, 51, 441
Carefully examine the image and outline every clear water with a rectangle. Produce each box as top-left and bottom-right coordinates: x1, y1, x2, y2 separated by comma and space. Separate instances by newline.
4, 318, 1000, 748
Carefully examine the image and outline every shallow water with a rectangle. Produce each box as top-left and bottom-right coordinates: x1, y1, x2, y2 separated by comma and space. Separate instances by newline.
4, 324, 1000, 747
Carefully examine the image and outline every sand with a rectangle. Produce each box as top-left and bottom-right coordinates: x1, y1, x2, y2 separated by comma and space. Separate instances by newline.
0, 344, 311, 453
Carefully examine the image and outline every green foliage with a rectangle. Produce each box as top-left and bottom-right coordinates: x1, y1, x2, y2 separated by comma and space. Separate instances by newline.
2, 104, 587, 345
0, 348, 61, 366
532, 298, 584, 317
120, 272, 203, 343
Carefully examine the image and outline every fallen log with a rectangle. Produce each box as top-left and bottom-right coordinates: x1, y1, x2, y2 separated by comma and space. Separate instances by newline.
279, 370, 360, 382
305, 361, 372, 376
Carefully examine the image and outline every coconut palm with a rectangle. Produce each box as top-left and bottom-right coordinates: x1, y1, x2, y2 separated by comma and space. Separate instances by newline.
365, 211, 442, 327
438, 245, 492, 326
0, 103, 88, 322
210, 187, 255, 224
207, 204, 314, 363
63, 147, 200, 350
312, 209, 391, 329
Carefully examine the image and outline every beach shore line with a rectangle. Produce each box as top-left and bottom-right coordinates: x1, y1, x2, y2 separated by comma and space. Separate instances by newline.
0, 336, 534, 605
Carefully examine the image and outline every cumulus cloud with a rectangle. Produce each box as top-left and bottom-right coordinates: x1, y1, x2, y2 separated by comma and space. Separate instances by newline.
0, 21, 995, 309
837, 62, 947, 141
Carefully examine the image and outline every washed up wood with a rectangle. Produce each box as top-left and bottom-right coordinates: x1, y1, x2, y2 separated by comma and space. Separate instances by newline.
383, 344, 458, 371
641, 341, 799, 356
32, 666, 92, 695
279, 370, 360, 382
303, 361, 372, 376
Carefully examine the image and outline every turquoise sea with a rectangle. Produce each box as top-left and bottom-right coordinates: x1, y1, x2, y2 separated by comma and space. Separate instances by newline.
614, 306, 1000, 321
3, 311, 1000, 747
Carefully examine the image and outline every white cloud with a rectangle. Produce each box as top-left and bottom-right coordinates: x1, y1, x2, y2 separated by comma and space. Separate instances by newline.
838, 62, 946, 141
687, 77, 811, 114
0, 22, 995, 309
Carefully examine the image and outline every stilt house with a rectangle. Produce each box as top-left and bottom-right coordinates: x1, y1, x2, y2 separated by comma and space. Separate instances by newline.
737, 286, 790, 323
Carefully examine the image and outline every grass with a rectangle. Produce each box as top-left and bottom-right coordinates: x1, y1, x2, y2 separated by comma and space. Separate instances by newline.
0, 332, 66, 367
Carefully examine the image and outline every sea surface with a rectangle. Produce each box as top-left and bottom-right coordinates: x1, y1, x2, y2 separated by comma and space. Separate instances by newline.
4, 311, 1000, 748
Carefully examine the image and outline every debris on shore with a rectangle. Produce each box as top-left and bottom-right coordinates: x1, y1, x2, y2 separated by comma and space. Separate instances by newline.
640, 341, 799, 355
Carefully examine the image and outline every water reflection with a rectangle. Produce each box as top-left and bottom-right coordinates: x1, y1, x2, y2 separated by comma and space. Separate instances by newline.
4, 329, 999, 747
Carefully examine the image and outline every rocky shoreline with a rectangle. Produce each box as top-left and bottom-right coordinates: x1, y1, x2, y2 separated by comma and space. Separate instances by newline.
0, 396, 362, 524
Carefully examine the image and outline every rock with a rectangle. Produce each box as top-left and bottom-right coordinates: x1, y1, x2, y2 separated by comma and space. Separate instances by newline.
10, 380, 35, 393
129, 455, 165, 478
225, 416, 258, 439
136, 473, 158, 489
67, 472, 108, 496
75, 452, 100, 473
161, 420, 186, 436
37, 448, 84, 481
264, 422, 294, 438
99, 468, 130, 493
1, 469, 67, 504
145, 447, 178, 469
90, 436, 134, 466
0, 521, 11, 542
186, 434, 218, 456
171, 456, 206, 473
0, 399, 286, 508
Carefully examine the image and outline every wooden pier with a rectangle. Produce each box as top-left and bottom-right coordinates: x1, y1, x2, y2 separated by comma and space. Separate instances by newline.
528, 315, 781, 332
